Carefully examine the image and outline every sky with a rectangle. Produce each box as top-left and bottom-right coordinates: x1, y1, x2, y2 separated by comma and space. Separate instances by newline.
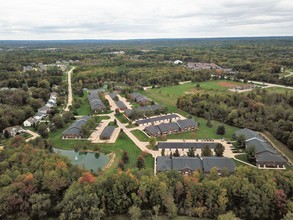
0, 0, 293, 40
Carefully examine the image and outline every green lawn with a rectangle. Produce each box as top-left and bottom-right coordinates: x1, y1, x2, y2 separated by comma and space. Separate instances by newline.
48, 123, 91, 150
141, 82, 240, 140
50, 124, 154, 172
265, 87, 293, 95
131, 129, 150, 142
97, 132, 154, 173
74, 92, 92, 115
141, 80, 247, 108
156, 119, 238, 141
233, 159, 248, 167
115, 113, 129, 123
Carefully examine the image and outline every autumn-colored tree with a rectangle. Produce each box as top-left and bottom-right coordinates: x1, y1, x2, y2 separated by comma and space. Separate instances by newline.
78, 172, 96, 184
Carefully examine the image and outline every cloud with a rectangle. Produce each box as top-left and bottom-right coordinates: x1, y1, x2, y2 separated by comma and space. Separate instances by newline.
0, 0, 292, 39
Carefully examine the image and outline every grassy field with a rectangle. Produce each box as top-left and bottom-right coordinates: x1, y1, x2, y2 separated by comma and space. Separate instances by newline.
141, 81, 240, 140
48, 122, 91, 149
157, 119, 238, 141
141, 80, 246, 107
74, 92, 92, 115
50, 124, 154, 172
98, 132, 154, 172
265, 87, 293, 95
115, 113, 129, 123
131, 129, 150, 142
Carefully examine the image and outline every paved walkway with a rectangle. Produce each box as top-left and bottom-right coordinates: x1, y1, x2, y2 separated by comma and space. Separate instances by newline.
24, 129, 40, 142
105, 94, 118, 111
117, 94, 132, 109
64, 67, 75, 111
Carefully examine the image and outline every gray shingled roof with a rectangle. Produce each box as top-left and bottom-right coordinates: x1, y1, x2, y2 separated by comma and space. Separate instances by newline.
158, 122, 180, 133
235, 128, 265, 141
63, 116, 91, 136
245, 138, 275, 154
172, 157, 203, 171
109, 93, 117, 99
157, 142, 217, 149
145, 125, 161, 135
115, 100, 127, 109
136, 114, 179, 125
156, 156, 202, 172
256, 152, 287, 164
176, 119, 198, 129
202, 157, 235, 172
100, 126, 115, 139
88, 93, 106, 111
156, 157, 172, 172
156, 156, 235, 173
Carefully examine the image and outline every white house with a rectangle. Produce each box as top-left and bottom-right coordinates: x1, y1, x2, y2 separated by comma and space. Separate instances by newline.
174, 60, 183, 65
23, 117, 37, 127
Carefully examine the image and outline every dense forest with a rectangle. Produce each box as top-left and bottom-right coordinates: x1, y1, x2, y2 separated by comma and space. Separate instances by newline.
177, 88, 293, 149
0, 139, 293, 220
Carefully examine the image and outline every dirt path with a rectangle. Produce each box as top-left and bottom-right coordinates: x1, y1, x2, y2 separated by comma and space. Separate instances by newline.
64, 67, 75, 111
24, 129, 40, 142
103, 153, 116, 170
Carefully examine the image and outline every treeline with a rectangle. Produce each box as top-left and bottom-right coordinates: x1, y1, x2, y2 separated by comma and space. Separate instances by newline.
73, 64, 211, 87
177, 88, 293, 149
0, 141, 293, 219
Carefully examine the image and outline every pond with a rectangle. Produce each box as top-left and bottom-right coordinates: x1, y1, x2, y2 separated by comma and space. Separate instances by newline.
53, 148, 109, 172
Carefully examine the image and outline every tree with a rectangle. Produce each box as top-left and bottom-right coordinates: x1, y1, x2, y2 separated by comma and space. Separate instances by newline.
236, 134, 246, 148
129, 205, 141, 220
161, 148, 165, 156
62, 111, 74, 123
217, 211, 237, 220
217, 124, 226, 135
136, 155, 145, 169
149, 137, 156, 149
246, 146, 256, 163
37, 123, 48, 137
78, 172, 96, 184
214, 143, 225, 157
201, 145, 213, 156
272, 189, 288, 219
118, 160, 125, 171
52, 115, 64, 128
173, 149, 180, 157
122, 151, 129, 164
187, 148, 195, 157
29, 193, 51, 219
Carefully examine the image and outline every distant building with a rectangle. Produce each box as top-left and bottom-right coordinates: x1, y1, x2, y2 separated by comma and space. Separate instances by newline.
156, 156, 235, 175
3, 126, 24, 137
234, 128, 287, 168
129, 93, 149, 105
100, 126, 116, 140
173, 60, 183, 64
157, 142, 217, 156
144, 119, 198, 137
62, 116, 91, 139
88, 92, 106, 113
23, 117, 37, 127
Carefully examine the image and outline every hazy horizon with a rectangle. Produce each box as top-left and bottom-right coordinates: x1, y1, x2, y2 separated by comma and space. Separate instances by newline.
1, 0, 293, 40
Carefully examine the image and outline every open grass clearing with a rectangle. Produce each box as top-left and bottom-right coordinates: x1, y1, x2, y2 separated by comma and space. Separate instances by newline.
131, 129, 150, 142
50, 125, 154, 173
73, 92, 92, 115
265, 87, 293, 95
115, 113, 129, 123
97, 132, 154, 173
